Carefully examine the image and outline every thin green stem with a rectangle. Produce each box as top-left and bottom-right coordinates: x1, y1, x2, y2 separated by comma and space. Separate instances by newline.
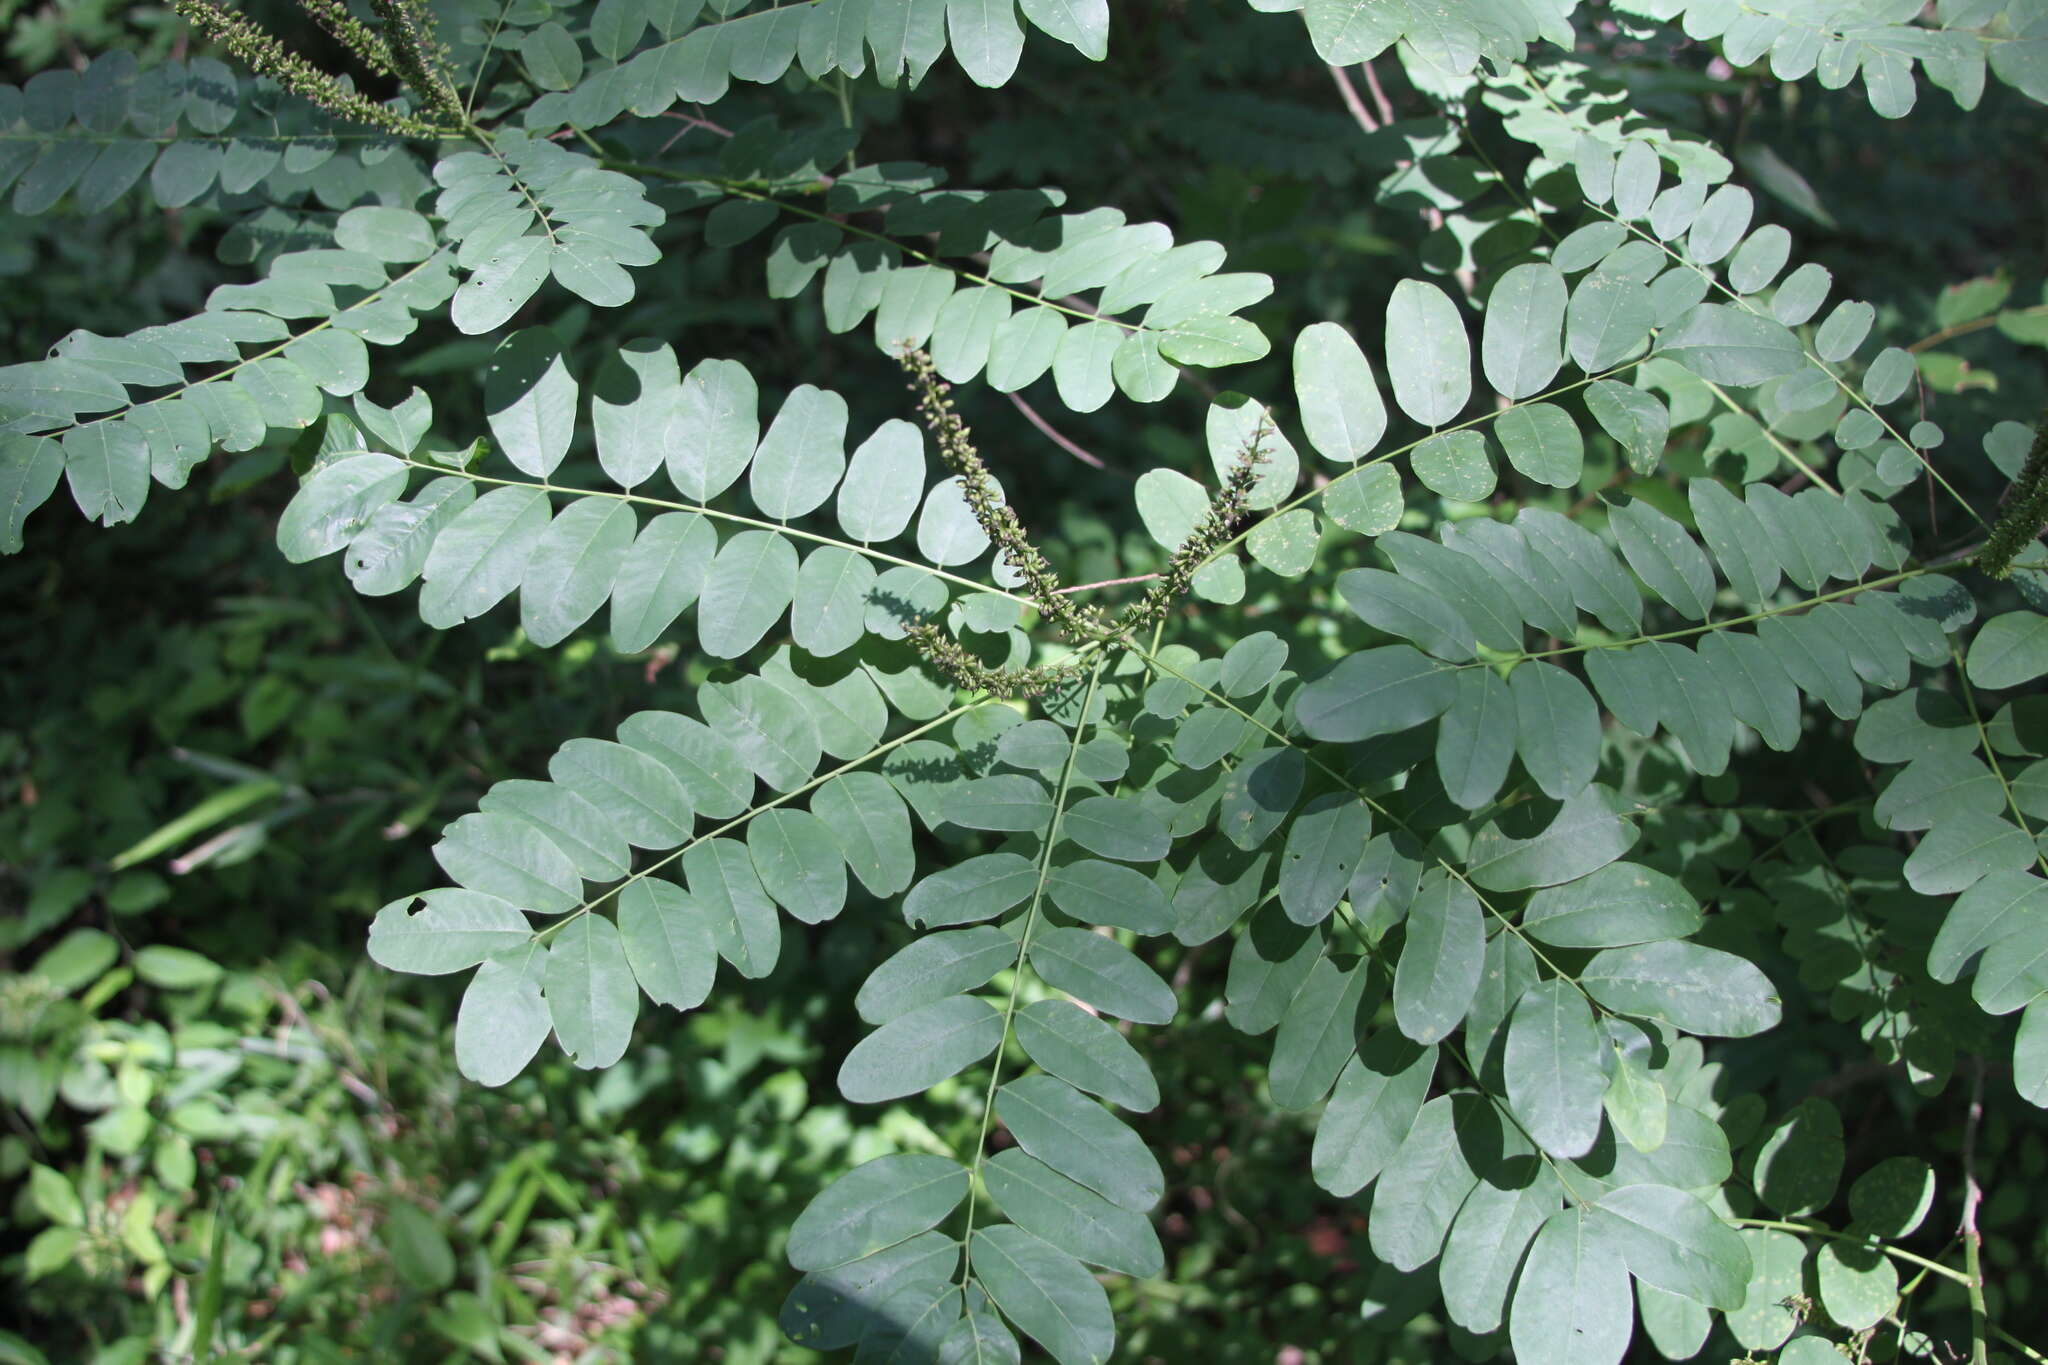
1729, 1218, 1965, 1283
1512, 565, 1930, 662
604, 157, 1130, 333
1696, 374, 1834, 492
393, 457, 1035, 608
832, 74, 857, 174
532, 701, 985, 945
0, 130, 393, 145
463, 0, 516, 119
959, 655, 1110, 1285
31, 251, 454, 444
1728, 1215, 2048, 1361
469, 123, 560, 247
1952, 644, 2048, 879
1964, 1058, 1991, 1365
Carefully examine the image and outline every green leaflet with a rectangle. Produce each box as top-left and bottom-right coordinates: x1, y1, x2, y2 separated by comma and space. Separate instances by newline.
1439, 1157, 1561, 1334
1338, 567, 1476, 662
752, 383, 848, 520
1927, 869, 2048, 984
1698, 631, 1801, 752
1848, 1158, 1935, 1240
1294, 646, 1458, 743
1816, 1240, 1898, 1332
1607, 496, 1714, 621
1565, 267, 1655, 372
1969, 612, 2048, 689
939, 1308, 1022, 1365
1385, 278, 1470, 427
1510, 1207, 1634, 1365
1436, 668, 1515, 811
1482, 263, 1567, 400
813, 772, 917, 897
787, 1154, 970, 1272
982, 1150, 1163, 1278
367, 890, 530, 977
1509, 661, 1600, 800
548, 737, 693, 850
1226, 905, 1323, 1036
2016, 999, 2048, 1107
1723, 1228, 1805, 1351
1278, 794, 1372, 925
1467, 785, 1638, 893
1058, 795, 1168, 863
521, 497, 635, 648
780, 1234, 960, 1352
616, 879, 716, 1012
858, 1281, 961, 1362
618, 710, 756, 820
1520, 506, 1642, 633
792, 547, 878, 658
904, 852, 1039, 928
1494, 402, 1583, 487
1292, 320, 1385, 461
670, 358, 760, 503
701, 675, 822, 793
1584, 380, 1670, 476
838, 994, 1003, 1103
484, 328, 575, 478
1522, 863, 1703, 949
684, 837, 782, 980
1216, 747, 1304, 852
1903, 811, 2034, 897
433, 811, 581, 916
1268, 955, 1372, 1110
455, 945, 551, 1087
1752, 1098, 1845, 1217
748, 809, 848, 924
699, 529, 799, 659
968, 1225, 1114, 1365
1592, 1184, 1750, 1310
352, 480, 479, 597
1580, 940, 1783, 1037
545, 913, 639, 1070
856, 927, 1014, 1025
478, 780, 630, 883
1012, 999, 1159, 1112
419, 486, 550, 629
1367, 1093, 1487, 1273
1044, 859, 1173, 935
1311, 1031, 1435, 1198
838, 418, 925, 543
1504, 979, 1606, 1159
1392, 876, 1484, 1046
995, 1074, 1163, 1212
1028, 927, 1175, 1025
276, 452, 407, 564
610, 512, 717, 654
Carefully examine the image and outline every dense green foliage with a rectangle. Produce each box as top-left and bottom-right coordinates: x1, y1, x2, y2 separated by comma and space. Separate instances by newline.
5, 0, 2048, 1361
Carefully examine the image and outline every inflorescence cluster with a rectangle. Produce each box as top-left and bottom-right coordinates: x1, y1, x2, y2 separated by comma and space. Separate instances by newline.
1980, 409, 2048, 580
898, 347, 1268, 696
173, 0, 462, 136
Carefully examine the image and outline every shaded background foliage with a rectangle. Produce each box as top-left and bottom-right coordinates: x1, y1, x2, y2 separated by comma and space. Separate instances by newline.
3, 0, 2048, 1362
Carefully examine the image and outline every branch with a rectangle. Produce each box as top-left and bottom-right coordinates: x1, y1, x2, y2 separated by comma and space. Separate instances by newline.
1963, 1058, 1990, 1365
1007, 392, 1116, 474
1327, 63, 1381, 134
